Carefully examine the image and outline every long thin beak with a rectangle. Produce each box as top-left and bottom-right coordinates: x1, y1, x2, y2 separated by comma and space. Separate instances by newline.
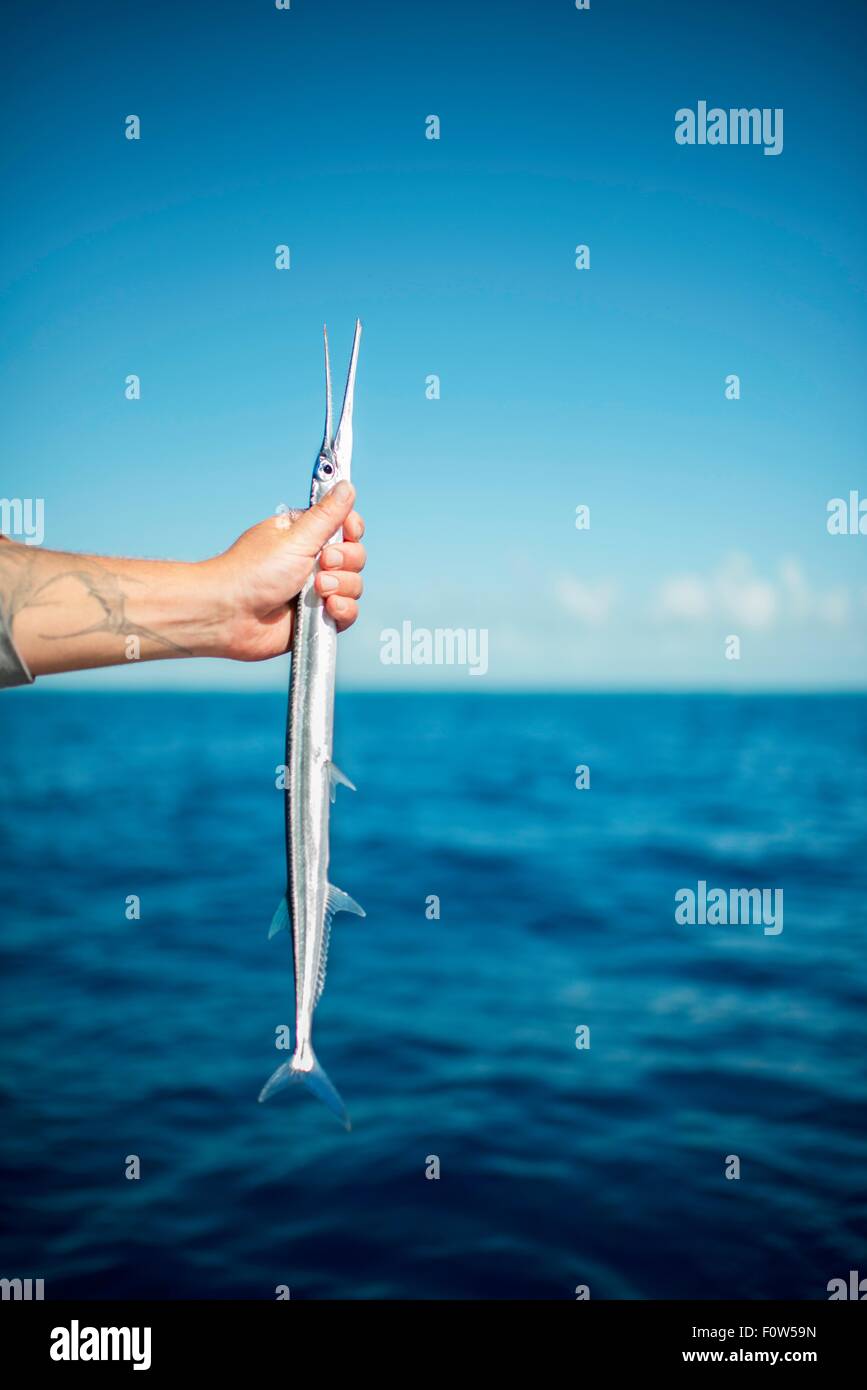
321, 325, 333, 456
332, 319, 362, 479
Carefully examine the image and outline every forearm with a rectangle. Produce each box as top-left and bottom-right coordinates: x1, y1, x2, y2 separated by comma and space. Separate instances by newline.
0, 488, 365, 680
0, 537, 225, 676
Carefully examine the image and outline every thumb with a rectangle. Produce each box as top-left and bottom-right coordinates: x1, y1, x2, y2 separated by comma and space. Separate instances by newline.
288, 481, 356, 556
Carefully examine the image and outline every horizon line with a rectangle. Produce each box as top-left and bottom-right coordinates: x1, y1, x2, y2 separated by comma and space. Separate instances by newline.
18, 685, 867, 698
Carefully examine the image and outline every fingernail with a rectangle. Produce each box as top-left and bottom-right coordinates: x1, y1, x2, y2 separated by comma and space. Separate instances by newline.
323, 546, 342, 567
333, 480, 352, 502
319, 573, 339, 593
330, 596, 347, 614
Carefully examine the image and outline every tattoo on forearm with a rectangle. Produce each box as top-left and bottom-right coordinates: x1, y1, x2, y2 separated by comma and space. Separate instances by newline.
0, 542, 192, 657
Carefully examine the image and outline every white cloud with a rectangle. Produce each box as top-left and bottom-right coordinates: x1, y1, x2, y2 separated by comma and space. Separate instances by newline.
715, 553, 777, 629
814, 588, 850, 627
554, 554, 858, 645
655, 574, 710, 621
778, 558, 811, 620
554, 576, 618, 625
654, 554, 849, 630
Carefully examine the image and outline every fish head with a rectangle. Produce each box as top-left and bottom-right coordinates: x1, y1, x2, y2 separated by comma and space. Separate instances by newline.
309, 443, 341, 506
309, 320, 361, 506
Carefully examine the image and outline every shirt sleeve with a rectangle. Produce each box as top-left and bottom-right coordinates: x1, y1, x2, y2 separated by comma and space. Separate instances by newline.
0, 614, 34, 688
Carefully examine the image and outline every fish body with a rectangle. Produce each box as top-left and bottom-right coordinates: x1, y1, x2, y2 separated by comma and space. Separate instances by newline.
258, 321, 363, 1129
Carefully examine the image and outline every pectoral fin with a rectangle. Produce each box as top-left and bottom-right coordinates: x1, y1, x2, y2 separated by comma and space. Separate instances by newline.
328, 762, 356, 802
267, 896, 290, 939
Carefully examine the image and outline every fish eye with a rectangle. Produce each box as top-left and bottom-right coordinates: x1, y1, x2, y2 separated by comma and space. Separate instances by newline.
318, 459, 335, 478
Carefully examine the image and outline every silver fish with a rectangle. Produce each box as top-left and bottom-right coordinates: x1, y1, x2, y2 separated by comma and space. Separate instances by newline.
258, 320, 363, 1130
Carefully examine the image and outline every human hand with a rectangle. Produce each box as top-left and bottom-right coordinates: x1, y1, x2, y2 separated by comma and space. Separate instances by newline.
205, 480, 366, 662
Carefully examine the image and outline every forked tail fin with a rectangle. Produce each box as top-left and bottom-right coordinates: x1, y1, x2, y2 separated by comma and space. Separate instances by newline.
257, 1049, 351, 1131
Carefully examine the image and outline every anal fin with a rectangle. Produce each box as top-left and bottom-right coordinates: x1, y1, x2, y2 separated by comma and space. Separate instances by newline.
314, 886, 366, 1007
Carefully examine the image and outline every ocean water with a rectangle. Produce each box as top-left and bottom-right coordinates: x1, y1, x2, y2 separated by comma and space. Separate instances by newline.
0, 691, 865, 1301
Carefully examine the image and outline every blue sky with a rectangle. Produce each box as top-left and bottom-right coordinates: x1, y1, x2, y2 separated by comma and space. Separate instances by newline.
1, 0, 865, 688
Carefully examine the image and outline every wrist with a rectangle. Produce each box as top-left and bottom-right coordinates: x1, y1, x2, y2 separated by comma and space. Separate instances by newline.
155, 559, 231, 659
